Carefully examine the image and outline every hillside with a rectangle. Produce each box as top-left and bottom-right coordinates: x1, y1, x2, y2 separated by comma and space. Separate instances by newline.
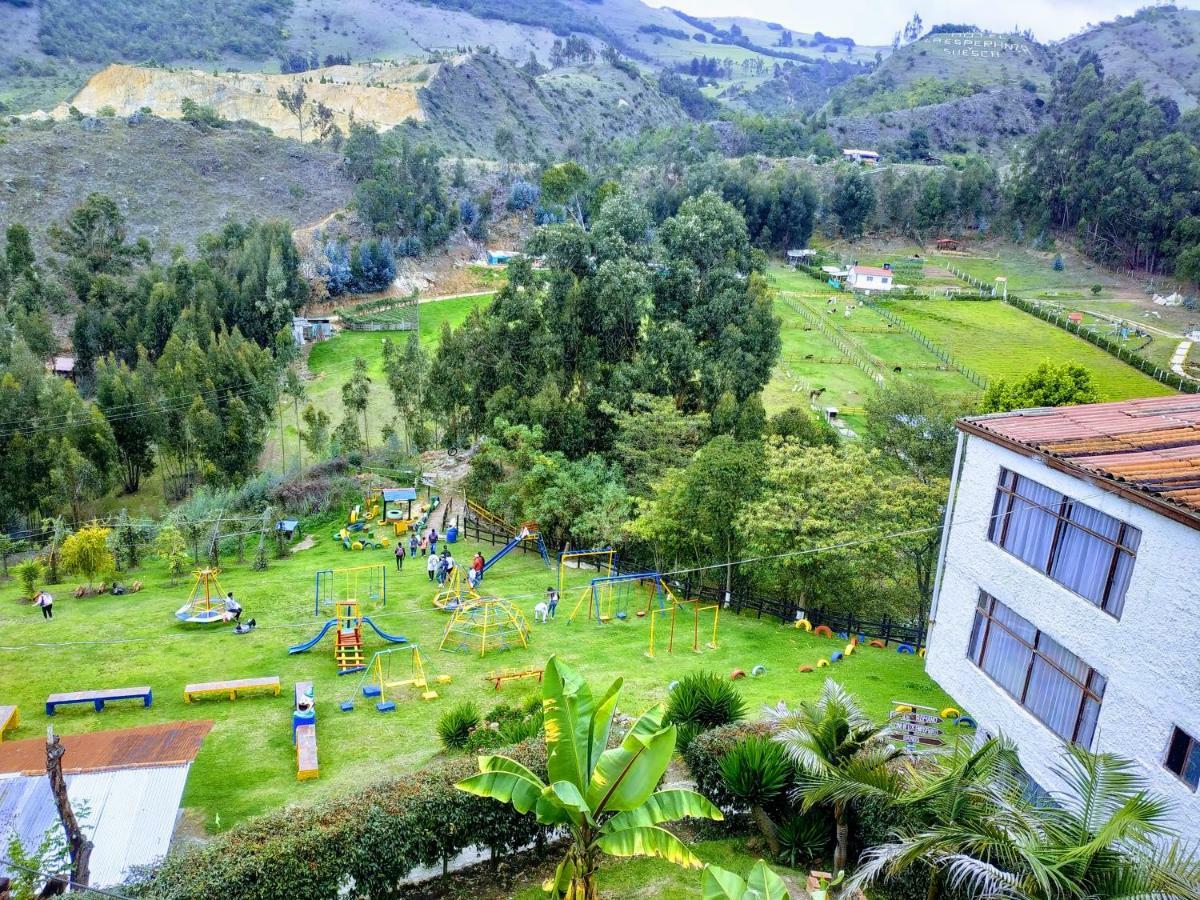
0, 116, 352, 254
54, 62, 430, 140
1060, 5, 1200, 111
412, 52, 687, 157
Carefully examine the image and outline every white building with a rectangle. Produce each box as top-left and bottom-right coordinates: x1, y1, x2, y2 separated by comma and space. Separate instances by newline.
845, 265, 893, 293
842, 148, 880, 164
928, 396, 1200, 839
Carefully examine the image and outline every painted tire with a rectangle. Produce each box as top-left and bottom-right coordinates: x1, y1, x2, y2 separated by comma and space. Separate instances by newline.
730, 669, 746, 680
836, 631, 849, 640
831, 651, 843, 662
844, 643, 855, 656
897, 643, 916, 654
798, 665, 814, 673
751, 665, 766, 677
918, 648, 927, 658
868, 640, 885, 649
795, 618, 813, 632
955, 716, 977, 729
816, 659, 830, 668
894, 704, 913, 714
813, 625, 834, 639
668, 681, 679, 692
940, 707, 961, 720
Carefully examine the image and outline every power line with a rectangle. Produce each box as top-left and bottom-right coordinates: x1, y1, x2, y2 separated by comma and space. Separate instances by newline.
0, 856, 134, 900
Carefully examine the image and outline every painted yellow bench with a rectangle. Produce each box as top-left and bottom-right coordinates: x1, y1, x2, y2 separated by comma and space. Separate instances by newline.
0, 705, 18, 741
184, 676, 280, 703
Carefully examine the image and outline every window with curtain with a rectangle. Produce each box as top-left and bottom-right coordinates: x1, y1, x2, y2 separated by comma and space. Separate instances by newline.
968, 592, 1106, 747
987, 468, 1141, 618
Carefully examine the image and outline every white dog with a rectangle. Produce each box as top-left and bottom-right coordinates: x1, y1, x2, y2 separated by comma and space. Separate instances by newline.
533, 601, 550, 624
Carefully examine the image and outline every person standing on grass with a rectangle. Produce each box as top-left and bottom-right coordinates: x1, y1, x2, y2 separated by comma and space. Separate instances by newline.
409, 532, 418, 558
429, 527, 439, 556
472, 552, 484, 585
546, 586, 559, 619
419, 533, 428, 557
427, 552, 438, 582
394, 542, 404, 572
35, 590, 53, 620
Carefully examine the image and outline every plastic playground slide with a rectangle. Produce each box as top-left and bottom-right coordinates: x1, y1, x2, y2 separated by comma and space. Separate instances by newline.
361, 617, 407, 645
288, 619, 337, 654
481, 530, 551, 574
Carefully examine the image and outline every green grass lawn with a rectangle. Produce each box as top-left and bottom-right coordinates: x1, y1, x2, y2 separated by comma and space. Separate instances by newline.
885, 297, 1175, 401
0, 522, 955, 832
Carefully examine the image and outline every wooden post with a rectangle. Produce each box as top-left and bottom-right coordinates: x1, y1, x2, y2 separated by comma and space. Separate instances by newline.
45, 727, 91, 891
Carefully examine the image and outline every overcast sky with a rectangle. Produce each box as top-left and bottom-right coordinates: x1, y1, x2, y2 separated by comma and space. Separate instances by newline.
646, 0, 1187, 45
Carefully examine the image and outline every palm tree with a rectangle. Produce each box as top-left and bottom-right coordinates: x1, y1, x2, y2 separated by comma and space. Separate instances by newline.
457, 656, 722, 899
768, 680, 904, 873
850, 744, 1200, 900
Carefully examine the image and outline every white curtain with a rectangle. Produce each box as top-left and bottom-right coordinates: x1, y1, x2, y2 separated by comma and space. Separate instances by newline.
1000, 477, 1060, 570
978, 602, 1036, 699
1024, 633, 1090, 741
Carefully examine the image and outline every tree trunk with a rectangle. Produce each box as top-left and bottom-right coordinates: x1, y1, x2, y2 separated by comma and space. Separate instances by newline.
46, 730, 92, 890
294, 399, 303, 474
926, 866, 942, 900
833, 801, 849, 874
279, 406, 287, 473
752, 804, 780, 856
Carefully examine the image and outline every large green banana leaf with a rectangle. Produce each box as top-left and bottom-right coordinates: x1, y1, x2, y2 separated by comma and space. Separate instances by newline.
606, 789, 722, 831
594, 824, 702, 868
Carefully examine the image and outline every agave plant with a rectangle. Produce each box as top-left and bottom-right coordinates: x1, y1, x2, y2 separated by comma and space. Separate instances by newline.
702, 859, 791, 898
456, 656, 723, 899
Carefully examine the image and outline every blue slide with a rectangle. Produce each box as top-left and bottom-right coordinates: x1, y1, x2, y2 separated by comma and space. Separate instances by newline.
289, 619, 337, 654
362, 617, 407, 644
482, 532, 551, 574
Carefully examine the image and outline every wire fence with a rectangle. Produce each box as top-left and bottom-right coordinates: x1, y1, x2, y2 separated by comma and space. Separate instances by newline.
866, 302, 989, 389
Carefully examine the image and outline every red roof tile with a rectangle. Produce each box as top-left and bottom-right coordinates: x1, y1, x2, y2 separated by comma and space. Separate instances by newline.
851, 266, 893, 277
960, 396, 1200, 524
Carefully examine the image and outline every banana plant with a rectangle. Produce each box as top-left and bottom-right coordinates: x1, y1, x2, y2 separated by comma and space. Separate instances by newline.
702, 859, 791, 898
456, 655, 723, 899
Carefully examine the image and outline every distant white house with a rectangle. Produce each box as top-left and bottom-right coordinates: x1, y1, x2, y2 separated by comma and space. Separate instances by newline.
845, 265, 893, 293
927, 396, 1200, 841
842, 148, 881, 164
787, 248, 817, 265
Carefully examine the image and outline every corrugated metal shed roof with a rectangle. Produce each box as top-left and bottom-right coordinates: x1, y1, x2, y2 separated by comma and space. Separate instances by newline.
961, 395, 1200, 526
381, 487, 418, 502
0, 765, 190, 888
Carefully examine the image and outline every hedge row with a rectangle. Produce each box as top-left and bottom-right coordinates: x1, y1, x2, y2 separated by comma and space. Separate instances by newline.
128, 740, 549, 900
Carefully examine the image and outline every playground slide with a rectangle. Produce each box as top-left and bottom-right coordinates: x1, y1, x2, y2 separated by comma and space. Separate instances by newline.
482, 532, 551, 574
288, 619, 337, 654
362, 617, 407, 645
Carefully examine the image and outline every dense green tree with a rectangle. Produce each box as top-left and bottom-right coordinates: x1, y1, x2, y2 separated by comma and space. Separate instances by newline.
979, 361, 1099, 414
864, 382, 971, 483
48, 194, 150, 283
95, 353, 160, 493
541, 161, 590, 225
341, 358, 372, 453
831, 168, 876, 238
608, 394, 708, 497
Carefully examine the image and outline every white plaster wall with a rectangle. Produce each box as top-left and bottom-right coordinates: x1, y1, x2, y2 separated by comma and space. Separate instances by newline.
926, 434, 1200, 839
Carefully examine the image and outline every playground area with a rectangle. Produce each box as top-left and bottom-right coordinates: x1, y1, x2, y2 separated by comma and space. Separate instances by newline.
0, 510, 955, 831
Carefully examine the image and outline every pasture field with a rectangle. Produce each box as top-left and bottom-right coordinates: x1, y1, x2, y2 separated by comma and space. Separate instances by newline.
0, 523, 953, 830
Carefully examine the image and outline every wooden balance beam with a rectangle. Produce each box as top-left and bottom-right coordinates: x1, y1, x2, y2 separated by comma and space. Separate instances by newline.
46, 687, 152, 715
184, 676, 280, 703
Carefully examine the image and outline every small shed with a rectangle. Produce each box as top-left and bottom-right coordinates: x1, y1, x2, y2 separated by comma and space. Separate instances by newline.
292, 317, 334, 347
486, 250, 518, 266
48, 356, 76, 380
842, 148, 880, 164
787, 249, 817, 266
935, 238, 960, 251
275, 519, 300, 540
1068, 312, 1084, 324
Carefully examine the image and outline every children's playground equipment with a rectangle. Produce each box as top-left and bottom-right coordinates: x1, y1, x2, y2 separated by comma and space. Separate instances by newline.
289, 600, 407, 674
432, 564, 481, 611
294, 680, 318, 780
314, 564, 388, 615
440, 597, 531, 657
665, 597, 720, 655
568, 571, 670, 625
343, 646, 444, 712
366, 487, 420, 532
486, 524, 552, 571
175, 568, 232, 624
558, 547, 616, 602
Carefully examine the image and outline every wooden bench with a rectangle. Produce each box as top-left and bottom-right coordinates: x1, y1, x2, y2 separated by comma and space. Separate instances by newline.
0, 706, 18, 740
46, 687, 152, 715
184, 676, 280, 703
485, 668, 544, 691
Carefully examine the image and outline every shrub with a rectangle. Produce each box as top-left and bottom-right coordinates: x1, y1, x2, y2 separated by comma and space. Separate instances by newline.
683, 720, 775, 811
128, 739, 549, 899
666, 671, 747, 749
720, 734, 794, 853
777, 809, 834, 869
507, 179, 540, 211
438, 701, 481, 752
12, 559, 43, 600
1091, 284, 1102, 295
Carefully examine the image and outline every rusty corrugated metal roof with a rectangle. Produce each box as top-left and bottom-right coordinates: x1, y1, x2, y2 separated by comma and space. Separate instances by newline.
961, 396, 1200, 523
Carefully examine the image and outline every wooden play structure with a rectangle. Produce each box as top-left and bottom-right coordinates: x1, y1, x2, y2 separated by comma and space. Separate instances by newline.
485, 668, 544, 691
346, 646, 445, 712
46, 686, 152, 715
0, 705, 17, 741
175, 568, 232, 624
294, 680, 318, 780
440, 597, 531, 657
184, 676, 281, 703
289, 599, 407, 675
313, 564, 387, 615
